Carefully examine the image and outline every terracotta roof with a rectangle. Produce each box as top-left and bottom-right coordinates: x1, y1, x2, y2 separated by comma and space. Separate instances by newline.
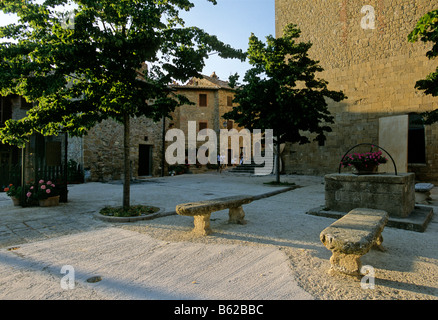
170, 72, 233, 90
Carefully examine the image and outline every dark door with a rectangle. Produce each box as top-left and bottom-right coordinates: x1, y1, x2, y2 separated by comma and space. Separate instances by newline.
227, 149, 232, 167
138, 145, 152, 176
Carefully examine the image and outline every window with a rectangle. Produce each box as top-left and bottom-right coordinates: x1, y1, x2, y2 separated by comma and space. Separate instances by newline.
0, 96, 12, 125
199, 94, 207, 107
408, 113, 426, 164
227, 96, 233, 106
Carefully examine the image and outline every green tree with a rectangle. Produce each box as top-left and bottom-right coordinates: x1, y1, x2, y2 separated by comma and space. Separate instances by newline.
408, 9, 438, 124
0, 0, 245, 209
223, 24, 346, 182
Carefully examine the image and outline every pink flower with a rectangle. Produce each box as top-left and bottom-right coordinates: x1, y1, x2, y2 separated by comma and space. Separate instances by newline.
47, 181, 52, 185
51, 184, 55, 188
26, 192, 32, 198
41, 185, 46, 190
39, 180, 44, 184
30, 186, 34, 190
46, 189, 51, 194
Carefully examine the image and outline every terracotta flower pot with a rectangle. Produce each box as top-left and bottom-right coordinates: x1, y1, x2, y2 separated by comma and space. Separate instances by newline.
39, 195, 60, 207
11, 197, 20, 206
353, 163, 378, 175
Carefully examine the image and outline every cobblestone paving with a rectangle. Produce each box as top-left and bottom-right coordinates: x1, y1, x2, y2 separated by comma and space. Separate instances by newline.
0, 214, 109, 249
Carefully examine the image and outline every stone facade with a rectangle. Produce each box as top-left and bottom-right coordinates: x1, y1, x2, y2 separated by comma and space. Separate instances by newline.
169, 72, 243, 164
276, 0, 438, 183
73, 73, 241, 182
82, 116, 165, 181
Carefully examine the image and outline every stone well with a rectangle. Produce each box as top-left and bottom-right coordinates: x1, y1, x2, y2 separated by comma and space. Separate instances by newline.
324, 173, 415, 218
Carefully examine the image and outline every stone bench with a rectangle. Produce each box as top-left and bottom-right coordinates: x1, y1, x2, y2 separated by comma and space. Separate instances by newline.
176, 195, 254, 236
415, 183, 434, 204
320, 208, 389, 276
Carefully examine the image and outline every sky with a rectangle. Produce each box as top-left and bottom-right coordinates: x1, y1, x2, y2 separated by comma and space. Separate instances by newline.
0, 0, 275, 81
180, 0, 276, 81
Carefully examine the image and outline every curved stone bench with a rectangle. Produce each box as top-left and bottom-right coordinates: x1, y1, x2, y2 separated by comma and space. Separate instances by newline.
320, 208, 389, 276
176, 195, 254, 236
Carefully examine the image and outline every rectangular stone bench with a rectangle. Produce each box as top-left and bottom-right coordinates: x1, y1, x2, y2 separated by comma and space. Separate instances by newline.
320, 208, 389, 276
176, 195, 254, 236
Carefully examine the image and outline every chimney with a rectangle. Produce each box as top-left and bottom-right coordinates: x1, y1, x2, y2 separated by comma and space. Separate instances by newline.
210, 71, 218, 79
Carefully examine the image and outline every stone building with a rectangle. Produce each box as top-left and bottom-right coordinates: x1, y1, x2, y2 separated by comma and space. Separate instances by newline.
276, 0, 438, 183
81, 116, 165, 181
79, 72, 240, 181
0, 94, 67, 189
169, 72, 242, 165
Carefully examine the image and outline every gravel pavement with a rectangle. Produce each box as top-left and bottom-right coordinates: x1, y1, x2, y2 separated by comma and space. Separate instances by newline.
0, 172, 437, 301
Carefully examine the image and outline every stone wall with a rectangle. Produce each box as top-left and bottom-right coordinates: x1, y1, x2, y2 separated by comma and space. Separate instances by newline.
276, 0, 438, 183
170, 77, 242, 163
171, 89, 219, 135
83, 117, 164, 181
171, 88, 238, 135
325, 173, 416, 218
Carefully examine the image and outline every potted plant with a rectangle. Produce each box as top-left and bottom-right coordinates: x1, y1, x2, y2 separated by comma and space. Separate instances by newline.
30, 180, 61, 207
3, 184, 22, 206
340, 150, 388, 174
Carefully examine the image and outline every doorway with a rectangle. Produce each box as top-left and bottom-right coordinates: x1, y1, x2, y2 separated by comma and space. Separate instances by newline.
408, 113, 426, 164
138, 145, 152, 176
227, 149, 233, 166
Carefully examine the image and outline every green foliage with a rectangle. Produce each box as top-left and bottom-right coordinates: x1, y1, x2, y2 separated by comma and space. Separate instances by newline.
168, 164, 187, 175
0, 0, 245, 209
67, 159, 84, 183
408, 9, 438, 124
3, 183, 22, 198
223, 24, 346, 146
0, 0, 245, 145
100, 205, 160, 217
33, 179, 61, 200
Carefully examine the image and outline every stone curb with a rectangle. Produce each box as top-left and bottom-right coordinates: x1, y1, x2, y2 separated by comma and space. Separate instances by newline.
253, 185, 300, 200
306, 205, 435, 233
94, 186, 298, 223
93, 207, 167, 223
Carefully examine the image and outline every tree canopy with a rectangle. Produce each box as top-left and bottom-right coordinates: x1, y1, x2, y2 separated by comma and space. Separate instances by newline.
408, 8, 438, 124
0, 0, 245, 145
225, 24, 345, 145
0, 0, 245, 208
223, 24, 346, 180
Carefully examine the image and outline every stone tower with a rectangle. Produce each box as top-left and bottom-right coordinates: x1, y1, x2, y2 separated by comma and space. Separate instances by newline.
276, 0, 438, 183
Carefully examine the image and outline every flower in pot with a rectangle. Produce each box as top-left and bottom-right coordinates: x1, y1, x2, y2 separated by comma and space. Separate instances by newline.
33, 180, 61, 206
36, 180, 59, 198
3, 184, 22, 205
340, 150, 388, 174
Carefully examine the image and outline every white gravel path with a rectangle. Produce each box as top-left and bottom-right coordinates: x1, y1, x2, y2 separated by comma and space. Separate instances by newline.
0, 173, 437, 300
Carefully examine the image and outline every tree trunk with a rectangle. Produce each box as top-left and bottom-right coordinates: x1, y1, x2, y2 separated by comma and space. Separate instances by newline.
276, 139, 280, 184
123, 112, 131, 210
